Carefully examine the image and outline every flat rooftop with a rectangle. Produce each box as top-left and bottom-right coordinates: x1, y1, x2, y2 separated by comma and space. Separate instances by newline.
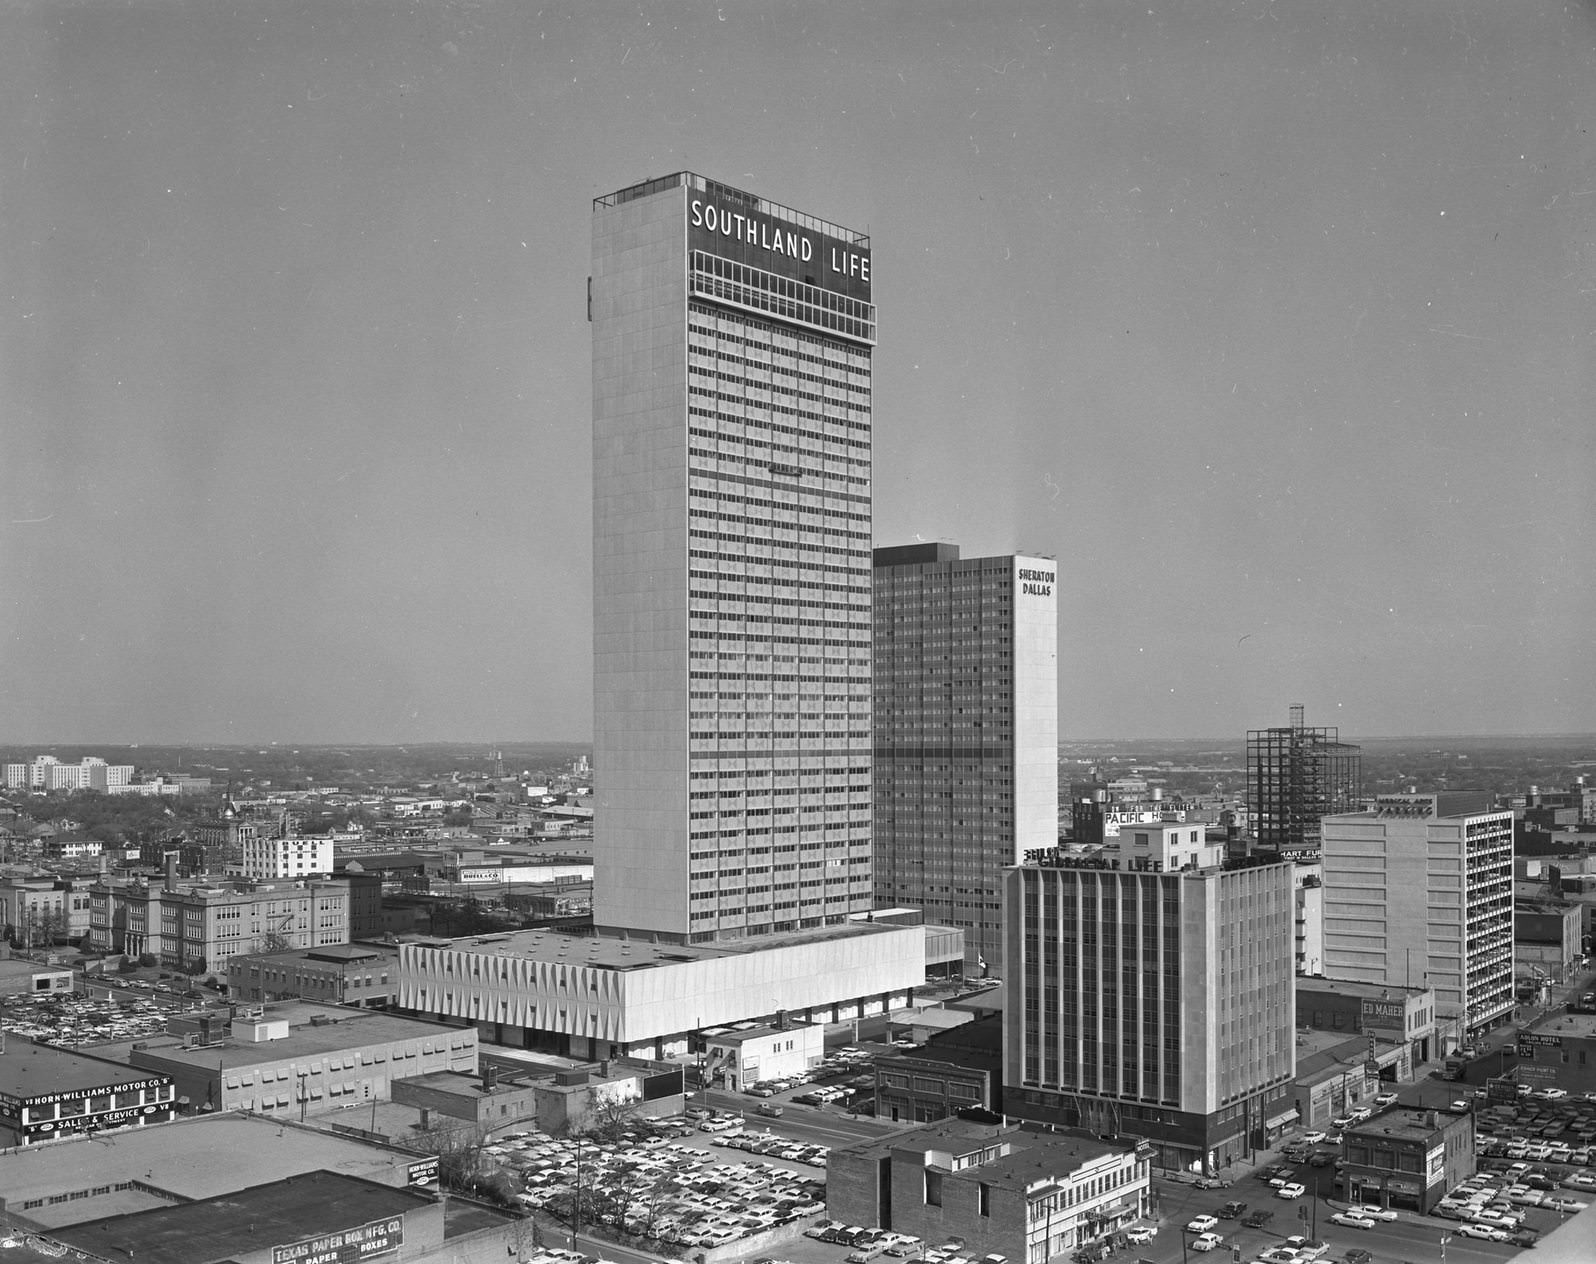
433, 919, 913, 972
1524, 1011, 1596, 1041
0, 957, 67, 981
1297, 977, 1432, 1001
89, 1001, 468, 1071
0, 1114, 427, 1229
0, 1038, 169, 1101
846, 1118, 1131, 1186
1349, 1107, 1459, 1144
50, 1170, 431, 1264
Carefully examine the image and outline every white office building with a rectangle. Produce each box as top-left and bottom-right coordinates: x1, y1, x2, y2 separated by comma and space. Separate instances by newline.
1320, 792, 1514, 1037
590, 172, 877, 944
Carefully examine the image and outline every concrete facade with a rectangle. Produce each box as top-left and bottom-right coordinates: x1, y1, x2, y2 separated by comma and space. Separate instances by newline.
1004, 853, 1297, 1173
397, 921, 923, 1061
703, 1020, 824, 1090
590, 172, 876, 944
871, 544, 1059, 968
93, 999, 477, 1117
1321, 793, 1514, 1037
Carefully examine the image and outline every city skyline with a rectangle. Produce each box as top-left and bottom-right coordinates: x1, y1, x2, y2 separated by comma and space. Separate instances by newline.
5, 2, 1593, 744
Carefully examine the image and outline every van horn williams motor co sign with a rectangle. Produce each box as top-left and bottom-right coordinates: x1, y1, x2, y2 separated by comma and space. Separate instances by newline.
272, 1216, 404, 1264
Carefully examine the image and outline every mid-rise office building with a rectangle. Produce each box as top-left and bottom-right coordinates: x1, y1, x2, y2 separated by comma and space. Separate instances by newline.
1320, 792, 1514, 1038
1005, 826, 1297, 1173
590, 172, 876, 943
872, 543, 1058, 967
1247, 704, 1362, 853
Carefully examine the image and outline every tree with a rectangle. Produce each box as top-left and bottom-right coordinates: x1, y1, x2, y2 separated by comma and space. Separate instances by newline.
585, 1093, 641, 1145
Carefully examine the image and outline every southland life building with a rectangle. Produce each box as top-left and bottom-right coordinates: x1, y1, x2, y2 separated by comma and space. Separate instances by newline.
396, 173, 933, 1061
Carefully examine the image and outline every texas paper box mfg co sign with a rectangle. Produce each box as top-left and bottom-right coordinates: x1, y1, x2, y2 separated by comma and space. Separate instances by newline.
272, 1216, 404, 1264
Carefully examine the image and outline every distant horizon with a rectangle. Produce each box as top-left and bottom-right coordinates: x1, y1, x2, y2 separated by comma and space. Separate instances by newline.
4, 730, 1596, 752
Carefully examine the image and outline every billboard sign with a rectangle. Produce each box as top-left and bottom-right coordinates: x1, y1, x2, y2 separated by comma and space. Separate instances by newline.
1360, 998, 1408, 1032
273, 1216, 404, 1264
406, 1157, 439, 1187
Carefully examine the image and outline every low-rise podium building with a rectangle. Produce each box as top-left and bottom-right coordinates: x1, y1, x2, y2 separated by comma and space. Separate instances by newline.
0, 1038, 177, 1146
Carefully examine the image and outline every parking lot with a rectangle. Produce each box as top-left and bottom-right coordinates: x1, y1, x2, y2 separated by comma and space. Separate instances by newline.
493, 1116, 828, 1256
0, 987, 178, 1046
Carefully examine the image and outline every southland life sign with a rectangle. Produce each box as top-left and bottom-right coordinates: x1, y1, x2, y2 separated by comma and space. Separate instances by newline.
688, 195, 871, 303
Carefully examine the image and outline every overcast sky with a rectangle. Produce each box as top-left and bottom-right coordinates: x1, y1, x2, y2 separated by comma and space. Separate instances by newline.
4, 1, 1593, 745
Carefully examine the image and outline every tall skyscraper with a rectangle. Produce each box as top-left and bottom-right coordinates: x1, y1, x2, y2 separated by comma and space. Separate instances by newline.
590, 173, 876, 943
1004, 828, 1297, 1174
1246, 703, 1362, 853
871, 543, 1058, 967
1320, 792, 1514, 1038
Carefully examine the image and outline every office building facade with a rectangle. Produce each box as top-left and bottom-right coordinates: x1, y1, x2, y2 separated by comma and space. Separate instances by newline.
590, 172, 876, 943
1320, 792, 1514, 1038
1005, 835, 1297, 1173
1247, 704, 1362, 853
872, 543, 1058, 967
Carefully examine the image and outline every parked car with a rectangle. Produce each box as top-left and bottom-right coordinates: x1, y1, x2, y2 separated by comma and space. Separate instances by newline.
1302, 1130, 1327, 1144
1218, 1201, 1247, 1219
1123, 1227, 1156, 1245
1330, 1212, 1376, 1230
755, 1102, 783, 1117
1282, 1237, 1328, 1260
1190, 1232, 1223, 1252
1184, 1215, 1218, 1234
1275, 1183, 1307, 1200
1374, 1092, 1398, 1107
1241, 1209, 1274, 1228
1346, 1203, 1398, 1222
1457, 1224, 1510, 1242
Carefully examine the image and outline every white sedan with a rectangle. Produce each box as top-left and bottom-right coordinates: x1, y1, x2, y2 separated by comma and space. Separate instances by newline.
1329, 1213, 1375, 1230
1186, 1215, 1219, 1233
1302, 1130, 1327, 1144
1275, 1183, 1307, 1200
1346, 1203, 1398, 1222
1457, 1224, 1511, 1242
1124, 1227, 1157, 1245
1191, 1232, 1224, 1252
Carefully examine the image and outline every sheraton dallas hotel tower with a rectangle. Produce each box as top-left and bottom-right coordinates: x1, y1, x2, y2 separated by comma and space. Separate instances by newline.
591, 173, 877, 944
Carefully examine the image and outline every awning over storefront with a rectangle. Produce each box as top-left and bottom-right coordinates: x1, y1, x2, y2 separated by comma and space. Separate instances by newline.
1265, 1109, 1300, 1129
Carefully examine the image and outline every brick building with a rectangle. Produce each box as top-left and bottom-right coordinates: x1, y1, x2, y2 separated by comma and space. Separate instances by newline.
829, 1117, 1150, 1264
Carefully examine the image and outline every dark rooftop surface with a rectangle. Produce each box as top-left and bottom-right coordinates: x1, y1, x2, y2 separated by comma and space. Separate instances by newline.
51, 1170, 431, 1264
0, 1038, 168, 1101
